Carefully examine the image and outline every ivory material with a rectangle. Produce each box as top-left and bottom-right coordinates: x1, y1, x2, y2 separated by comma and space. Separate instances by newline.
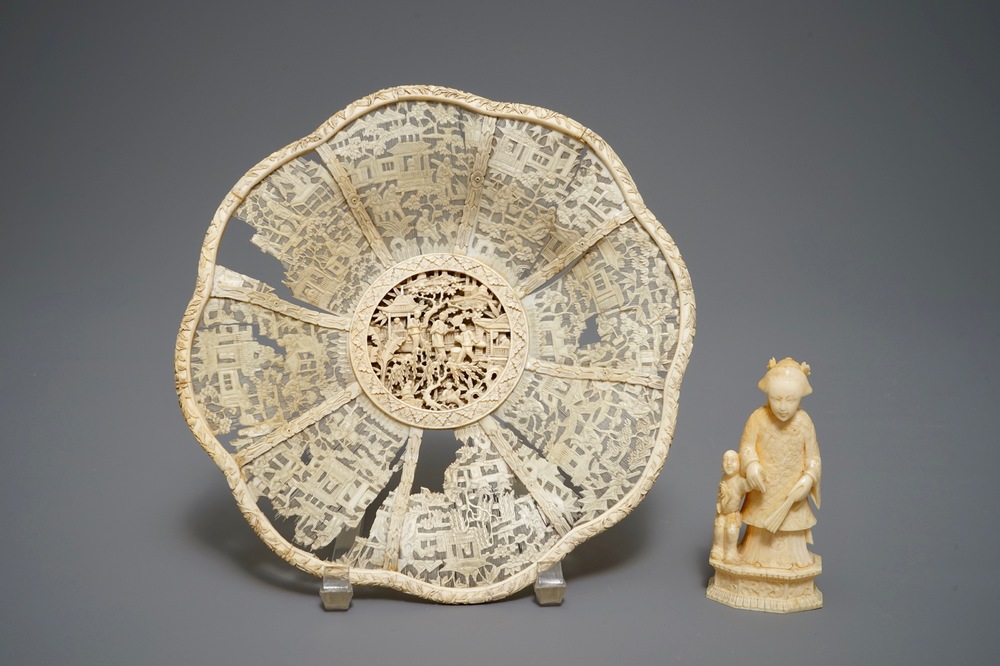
175, 86, 695, 604
707, 358, 822, 613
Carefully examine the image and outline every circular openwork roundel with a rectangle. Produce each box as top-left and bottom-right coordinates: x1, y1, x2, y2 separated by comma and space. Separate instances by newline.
175, 86, 695, 604
349, 254, 529, 430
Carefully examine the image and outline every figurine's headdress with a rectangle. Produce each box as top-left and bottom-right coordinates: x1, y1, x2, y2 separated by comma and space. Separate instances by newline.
758, 357, 813, 396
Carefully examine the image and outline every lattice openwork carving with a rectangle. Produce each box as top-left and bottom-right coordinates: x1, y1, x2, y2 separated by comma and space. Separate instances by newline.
369, 269, 509, 409
175, 86, 695, 604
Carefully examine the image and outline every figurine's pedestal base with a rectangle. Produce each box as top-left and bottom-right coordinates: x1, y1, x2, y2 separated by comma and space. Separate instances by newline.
707, 557, 822, 613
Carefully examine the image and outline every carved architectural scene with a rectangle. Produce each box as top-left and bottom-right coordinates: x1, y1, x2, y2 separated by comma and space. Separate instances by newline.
467, 120, 583, 278
190, 268, 353, 446
234, 156, 384, 315
471, 139, 631, 286
347, 429, 558, 587
324, 102, 484, 258
176, 87, 695, 603
244, 397, 410, 550
523, 221, 680, 381
494, 372, 663, 523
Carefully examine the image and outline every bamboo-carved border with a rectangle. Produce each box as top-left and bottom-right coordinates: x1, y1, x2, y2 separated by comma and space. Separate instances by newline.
175, 85, 696, 604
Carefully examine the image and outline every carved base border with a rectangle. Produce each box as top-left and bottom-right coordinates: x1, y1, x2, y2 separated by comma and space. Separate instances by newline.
707, 560, 823, 613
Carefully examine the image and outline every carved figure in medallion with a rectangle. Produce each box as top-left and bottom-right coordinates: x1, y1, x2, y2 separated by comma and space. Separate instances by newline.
366, 270, 511, 412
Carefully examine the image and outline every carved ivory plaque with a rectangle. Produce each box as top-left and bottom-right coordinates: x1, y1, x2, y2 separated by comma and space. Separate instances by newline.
175, 86, 695, 603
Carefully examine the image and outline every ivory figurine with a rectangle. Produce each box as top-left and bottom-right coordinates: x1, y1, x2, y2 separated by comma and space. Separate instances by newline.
706, 357, 822, 612
710, 450, 749, 563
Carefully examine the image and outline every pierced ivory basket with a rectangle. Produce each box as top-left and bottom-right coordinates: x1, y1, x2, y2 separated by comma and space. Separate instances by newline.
175, 86, 695, 603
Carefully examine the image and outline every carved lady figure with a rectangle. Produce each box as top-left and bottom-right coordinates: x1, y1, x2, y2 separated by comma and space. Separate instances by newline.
738, 357, 821, 568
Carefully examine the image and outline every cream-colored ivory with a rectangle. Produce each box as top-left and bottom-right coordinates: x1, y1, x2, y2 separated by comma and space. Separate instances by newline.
175, 86, 695, 603
707, 357, 822, 612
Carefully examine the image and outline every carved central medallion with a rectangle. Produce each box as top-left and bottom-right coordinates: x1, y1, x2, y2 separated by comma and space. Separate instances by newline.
350, 254, 528, 429
369, 273, 509, 408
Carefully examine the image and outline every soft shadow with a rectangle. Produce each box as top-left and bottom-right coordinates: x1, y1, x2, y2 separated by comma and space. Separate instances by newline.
184, 482, 317, 596
352, 585, 438, 605
561, 497, 651, 581
694, 545, 715, 581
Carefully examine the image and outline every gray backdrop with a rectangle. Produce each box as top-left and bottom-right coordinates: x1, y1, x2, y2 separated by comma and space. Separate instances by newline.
2, 1, 997, 664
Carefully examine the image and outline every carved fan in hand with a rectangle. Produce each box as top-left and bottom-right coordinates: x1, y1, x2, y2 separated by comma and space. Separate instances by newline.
176, 86, 695, 603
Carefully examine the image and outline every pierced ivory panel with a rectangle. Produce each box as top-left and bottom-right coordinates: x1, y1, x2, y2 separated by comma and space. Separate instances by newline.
234, 155, 385, 314
493, 372, 663, 524
245, 395, 410, 551
176, 86, 695, 604
323, 102, 484, 260
190, 271, 353, 447
523, 220, 680, 380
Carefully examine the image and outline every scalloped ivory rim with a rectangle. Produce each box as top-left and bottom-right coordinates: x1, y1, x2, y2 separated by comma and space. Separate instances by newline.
175, 85, 696, 604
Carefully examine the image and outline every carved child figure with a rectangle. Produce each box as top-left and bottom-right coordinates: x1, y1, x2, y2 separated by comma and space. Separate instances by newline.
710, 450, 748, 563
